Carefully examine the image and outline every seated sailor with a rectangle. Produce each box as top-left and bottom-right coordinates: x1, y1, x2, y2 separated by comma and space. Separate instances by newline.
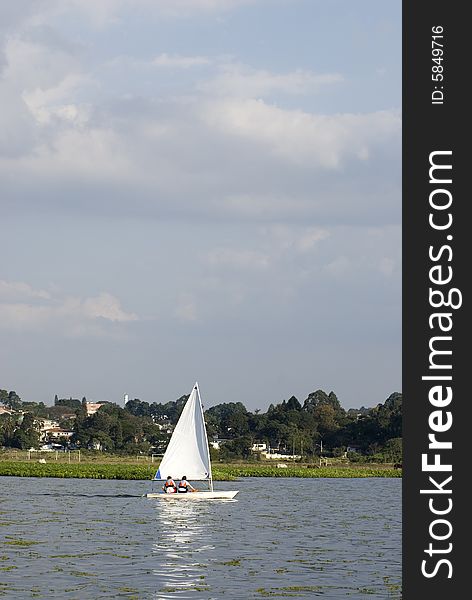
163, 475, 177, 493
178, 475, 196, 493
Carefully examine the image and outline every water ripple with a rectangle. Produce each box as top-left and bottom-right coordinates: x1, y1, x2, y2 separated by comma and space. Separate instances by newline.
0, 476, 401, 599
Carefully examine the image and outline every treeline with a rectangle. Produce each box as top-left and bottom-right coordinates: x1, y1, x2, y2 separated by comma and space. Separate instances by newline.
125, 389, 402, 461
72, 401, 168, 454
0, 388, 402, 461
0, 392, 166, 454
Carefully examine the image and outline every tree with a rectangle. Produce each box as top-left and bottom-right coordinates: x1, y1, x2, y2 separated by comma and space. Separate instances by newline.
303, 389, 344, 418
0, 414, 17, 446
55, 398, 82, 410
11, 413, 40, 449
204, 412, 220, 438
206, 402, 249, 438
219, 436, 253, 460
382, 437, 402, 462
261, 420, 289, 449
125, 398, 151, 418
2, 391, 22, 411
0, 385, 402, 457
286, 396, 301, 411
247, 412, 268, 439
89, 430, 114, 451
314, 404, 339, 436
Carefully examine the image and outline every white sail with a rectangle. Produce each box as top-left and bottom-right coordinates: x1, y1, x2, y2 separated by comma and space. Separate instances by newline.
154, 382, 212, 483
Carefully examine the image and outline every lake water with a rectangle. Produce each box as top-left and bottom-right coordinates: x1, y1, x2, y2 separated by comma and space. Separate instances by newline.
0, 476, 401, 599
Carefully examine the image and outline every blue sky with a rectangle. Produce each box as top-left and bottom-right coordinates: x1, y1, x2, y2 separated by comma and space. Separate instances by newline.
0, 0, 401, 410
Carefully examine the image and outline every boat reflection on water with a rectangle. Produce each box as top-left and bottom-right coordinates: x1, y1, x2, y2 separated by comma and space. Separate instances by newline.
148, 381, 238, 598
151, 498, 235, 598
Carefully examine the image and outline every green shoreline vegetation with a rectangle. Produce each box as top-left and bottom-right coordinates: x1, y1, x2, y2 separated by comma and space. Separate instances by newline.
0, 460, 401, 480
1, 387, 402, 472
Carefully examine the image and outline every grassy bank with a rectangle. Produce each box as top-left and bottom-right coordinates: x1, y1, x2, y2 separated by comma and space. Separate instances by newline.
0, 460, 401, 480
216, 465, 401, 478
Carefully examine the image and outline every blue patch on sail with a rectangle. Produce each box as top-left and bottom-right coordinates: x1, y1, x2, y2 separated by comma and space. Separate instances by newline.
155, 469, 161, 480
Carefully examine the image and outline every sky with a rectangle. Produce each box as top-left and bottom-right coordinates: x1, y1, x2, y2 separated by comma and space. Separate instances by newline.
0, 0, 401, 412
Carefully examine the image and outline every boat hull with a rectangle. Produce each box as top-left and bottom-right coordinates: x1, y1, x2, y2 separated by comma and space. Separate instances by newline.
145, 490, 239, 500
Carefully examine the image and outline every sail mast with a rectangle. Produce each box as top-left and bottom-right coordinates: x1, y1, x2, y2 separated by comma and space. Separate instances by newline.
195, 382, 213, 492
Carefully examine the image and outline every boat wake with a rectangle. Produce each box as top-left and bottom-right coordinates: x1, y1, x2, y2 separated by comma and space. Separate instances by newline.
31, 492, 142, 498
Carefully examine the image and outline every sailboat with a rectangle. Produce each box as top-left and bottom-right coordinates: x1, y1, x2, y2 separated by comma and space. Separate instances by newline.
145, 382, 239, 499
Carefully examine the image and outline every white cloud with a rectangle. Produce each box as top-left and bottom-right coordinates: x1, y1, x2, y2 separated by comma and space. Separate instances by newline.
174, 294, 198, 322
4, 36, 82, 92
0, 280, 51, 301
323, 256, 351, 277
0, 81, 37, 157
22, 78, 93, 125
0, 284, 138, 334
40, 0, 260, 26
15, 126, 134, 182
200, 64, 342, 97
258, 225, 331, 259
1, 87, 400, 225
0, 303, 53, 328
0, 10, 400, 226
214, 194, 296, 219
0, 2, 45, 57
78, 293, 138, 322
0, 31, 93, 155
152, 53, 210, 68
202, 98, 400, 168
106, 52, 212, 71
0, 0, 400, 247
206, 248, 270, 270
321, 244, 400, 285
378, 257, 396, 276
139, 0, 259, 18
296, 228, 331, 252
262, 225, 330, 253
